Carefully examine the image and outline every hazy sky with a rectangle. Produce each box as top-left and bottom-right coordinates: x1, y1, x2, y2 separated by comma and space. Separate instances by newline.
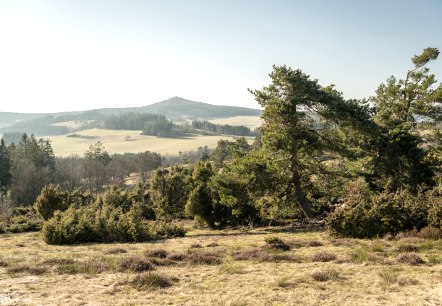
0, 0, 441, 113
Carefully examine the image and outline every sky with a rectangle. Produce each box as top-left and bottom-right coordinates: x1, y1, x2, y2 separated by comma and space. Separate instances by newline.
0, 0, 441, 113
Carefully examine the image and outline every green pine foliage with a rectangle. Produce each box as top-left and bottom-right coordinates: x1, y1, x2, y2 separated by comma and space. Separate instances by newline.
150, 166, 191, 220
326, 180, 441, 238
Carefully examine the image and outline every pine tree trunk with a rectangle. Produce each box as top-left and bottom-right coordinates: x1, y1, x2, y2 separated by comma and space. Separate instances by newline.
292, 169, 316, 221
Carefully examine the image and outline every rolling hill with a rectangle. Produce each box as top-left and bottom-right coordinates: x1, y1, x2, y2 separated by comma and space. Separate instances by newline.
0, 97, 262, 135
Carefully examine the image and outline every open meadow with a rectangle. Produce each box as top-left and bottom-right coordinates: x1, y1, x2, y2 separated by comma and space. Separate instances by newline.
48, 129, 251, 157
1, 226, 441, 306
208, 116, 262, 129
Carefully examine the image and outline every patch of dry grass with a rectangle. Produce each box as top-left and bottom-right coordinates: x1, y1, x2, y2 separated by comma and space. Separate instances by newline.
0, 227, 441, 305
48, 128, 252, 156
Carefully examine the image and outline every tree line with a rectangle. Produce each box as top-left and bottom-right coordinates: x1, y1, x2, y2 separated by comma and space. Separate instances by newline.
101, 112, 256, 137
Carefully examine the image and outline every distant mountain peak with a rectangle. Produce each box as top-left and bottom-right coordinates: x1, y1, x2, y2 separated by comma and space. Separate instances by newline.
140, 97, 262, 120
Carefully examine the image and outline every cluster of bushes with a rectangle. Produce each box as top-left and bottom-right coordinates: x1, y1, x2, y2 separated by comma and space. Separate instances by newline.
0, 207, 43, 234
191, 120, 255, 136
326, 181, 442, 238
42, 203, 184, 245
35, 184, 184, 245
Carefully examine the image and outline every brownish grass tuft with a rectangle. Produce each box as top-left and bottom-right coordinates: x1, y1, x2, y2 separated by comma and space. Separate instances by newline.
397, 244, 420, 252
206, 242, 219, 247
0, 259, 9, 267
106, 248, 128, 255
310, 252, 336, 262
42, 258, 75, 265
311, 269, 339, 282
119, 257, 155, 272
129, 272, 173, 290
367, 253, 392, 265
330, 238, 354, 247
396, 227, 442, 240
55, 260, 107, 275
7, 264, 48, 275
259, 253, 302, 263
149, 258, 177, 266
264, 236, 291, 251
378, 267, 400, 284
416, 227, 442, 240
234, 248, 302, 263
187, 252, 222, 265
145, 249, 168, 259
307, 240, 323, 247
398, 277, 419, 286
190, 243, 203, 249
168, 253, 187, 261
234, 248, 262, 261
397, 253, 425, 265
291, 240, 304, 248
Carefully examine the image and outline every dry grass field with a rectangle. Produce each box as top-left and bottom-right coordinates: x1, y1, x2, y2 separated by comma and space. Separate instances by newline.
0, 226, 441, 306
48, 129, 251, 157
208, 116, 262, 129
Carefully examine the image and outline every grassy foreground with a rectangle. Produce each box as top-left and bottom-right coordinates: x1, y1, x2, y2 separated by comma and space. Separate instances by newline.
0, 225, 441, 306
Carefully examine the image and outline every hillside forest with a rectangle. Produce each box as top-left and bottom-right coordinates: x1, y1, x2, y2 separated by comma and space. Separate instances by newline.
0, 48, 441, 244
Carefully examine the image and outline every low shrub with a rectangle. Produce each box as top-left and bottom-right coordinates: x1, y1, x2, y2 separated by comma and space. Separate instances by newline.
145, 249, 168, 259
326, 182, 435, 238
397, 253, 425, 265
397, 244, 420, 252
378, 267, 399, 284
416, 227, 442, 240
428, 200, 442, 229
187, 252, 222, 265
41, 202, 186, 245
310, 252, 336, 262
106, 248, 128, 255
7, 264, 48, 275
234, 248, 263, 261
1, 207, 43, 233
190, 243, 203, 249
264, 237, 291, 251
234, 248, 302, 263
259, 253, 302, 263
306, 240, 323, 247
148, 222, 186, 239
349, 248, 369, 264
149, 258, 177, 266
311, 269, 339, 282
129, 272, 173, 290
56, 260, 107, 275
168, 253, 187, 261
119, 257, 155, 272
34, 185, 70, 221
42, 258, 75, 265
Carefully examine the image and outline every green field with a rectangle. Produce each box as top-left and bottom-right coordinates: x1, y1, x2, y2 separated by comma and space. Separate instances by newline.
48, 129, 252, 156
